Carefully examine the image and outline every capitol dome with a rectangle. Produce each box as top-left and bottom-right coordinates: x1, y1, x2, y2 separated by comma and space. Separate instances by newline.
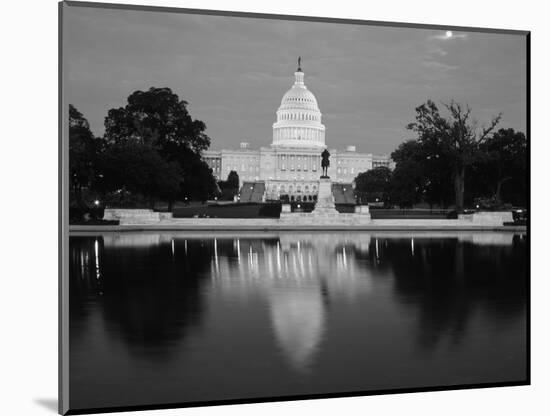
272, 61, 326, 149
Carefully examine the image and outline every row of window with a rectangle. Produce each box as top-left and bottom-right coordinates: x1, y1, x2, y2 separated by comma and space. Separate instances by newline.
274, 173, 319, 181
226, 165, 261, 173
210, 157, 388, 175
279, 155, 318, 162
285, 96, 313, 104
274, 127, 322, 141
337, 167, 355, 175
279, 112, 319, 122
205, 158, 221, 166
268, 184, 318, 193
338, 159, 363, 164
279, 155, 320, 161
280, 164, 317, 172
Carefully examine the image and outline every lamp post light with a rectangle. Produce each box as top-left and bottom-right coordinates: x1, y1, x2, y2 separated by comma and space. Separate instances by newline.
94, 200, 100, 206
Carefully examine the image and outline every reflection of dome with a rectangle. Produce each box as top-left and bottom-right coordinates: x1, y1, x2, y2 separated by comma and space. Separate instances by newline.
272, 63, 326, 149
269, 289, 325, 372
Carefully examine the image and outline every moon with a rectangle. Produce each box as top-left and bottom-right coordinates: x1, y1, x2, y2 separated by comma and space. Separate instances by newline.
446, 30, 453, 38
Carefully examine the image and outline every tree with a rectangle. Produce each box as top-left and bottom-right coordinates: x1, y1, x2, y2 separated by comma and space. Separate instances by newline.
389, 141, 425, 207
476, 128, 527, 205
103, 87, 217, 203
388, 140, 454, 208
226, 171, 240, 190
104, 87, 210, 153
179, 153, 218, 203
69, 104, 100, 207
354, 166, 391, 203
97, 142, 183, 209
217, 171, 240, 201
389, 160, 424, 208
407, 100, 501, 211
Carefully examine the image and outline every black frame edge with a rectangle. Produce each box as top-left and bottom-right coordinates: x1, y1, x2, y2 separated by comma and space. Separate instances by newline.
65, 380, 530, 415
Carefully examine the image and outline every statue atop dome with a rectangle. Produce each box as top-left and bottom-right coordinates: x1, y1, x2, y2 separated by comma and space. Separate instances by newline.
297, 56, 302, 72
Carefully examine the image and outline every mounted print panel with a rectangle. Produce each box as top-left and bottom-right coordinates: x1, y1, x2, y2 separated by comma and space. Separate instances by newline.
60, 1, 529, 414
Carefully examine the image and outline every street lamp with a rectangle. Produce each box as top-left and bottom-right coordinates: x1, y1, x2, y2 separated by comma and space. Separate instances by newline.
94, 200, 100, 206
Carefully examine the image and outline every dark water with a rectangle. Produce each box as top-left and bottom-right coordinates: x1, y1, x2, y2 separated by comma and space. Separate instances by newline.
69, 231, 528, 411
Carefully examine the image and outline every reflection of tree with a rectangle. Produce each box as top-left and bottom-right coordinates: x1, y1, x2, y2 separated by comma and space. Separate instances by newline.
380, 235, 527, 351
70, 236, 213, 360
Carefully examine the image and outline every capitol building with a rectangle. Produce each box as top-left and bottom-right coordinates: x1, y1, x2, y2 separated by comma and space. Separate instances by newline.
203, 62, 392, 202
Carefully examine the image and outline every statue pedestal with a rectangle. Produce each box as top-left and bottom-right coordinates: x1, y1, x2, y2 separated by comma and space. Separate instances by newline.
279, 178, 371, 225
312, 178, 339, 216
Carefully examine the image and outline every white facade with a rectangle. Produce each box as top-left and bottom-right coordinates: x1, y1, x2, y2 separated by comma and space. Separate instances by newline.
203, 65, 392, 200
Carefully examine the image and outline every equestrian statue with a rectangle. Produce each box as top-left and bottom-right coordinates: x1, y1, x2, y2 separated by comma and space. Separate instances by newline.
321, 149, 330, 178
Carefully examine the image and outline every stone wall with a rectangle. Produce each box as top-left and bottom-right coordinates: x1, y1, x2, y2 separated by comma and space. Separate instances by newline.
458, 211, 513, 226
280, 212, 372, 225
100, 208, 514, 228
103, 209, 162, 224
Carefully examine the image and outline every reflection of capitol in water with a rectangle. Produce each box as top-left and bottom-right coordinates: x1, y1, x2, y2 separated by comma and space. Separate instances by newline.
208, 234, 375, 371
74, 231, 523, 372
70, 230, 527, 406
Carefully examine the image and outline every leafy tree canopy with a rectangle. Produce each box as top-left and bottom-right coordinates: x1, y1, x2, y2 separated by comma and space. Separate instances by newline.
226, 171, 240, 189
104, 87, 210, 154
99, 87, 218, 204
389, 160, 424, 208
474, 128, 527, 205
69, 104, 101, 207
97, 142, 183, 207
407, 100, 501, 210
355, 166, 392, 194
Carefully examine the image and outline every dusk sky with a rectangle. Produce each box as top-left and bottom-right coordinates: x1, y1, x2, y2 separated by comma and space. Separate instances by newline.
64, 4, 527, 155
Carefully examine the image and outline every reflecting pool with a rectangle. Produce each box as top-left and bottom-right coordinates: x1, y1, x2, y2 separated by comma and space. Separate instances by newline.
69, 231, 528, 410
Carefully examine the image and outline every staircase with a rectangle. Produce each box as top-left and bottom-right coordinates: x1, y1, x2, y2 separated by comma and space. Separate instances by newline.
331, 183, 355, 204
239, 182, 266, 203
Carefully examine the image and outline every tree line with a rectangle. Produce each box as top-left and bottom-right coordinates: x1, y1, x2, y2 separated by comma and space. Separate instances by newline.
70, 91, 527, 214
355, 100, 527, 210
69, 87, 219, 213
